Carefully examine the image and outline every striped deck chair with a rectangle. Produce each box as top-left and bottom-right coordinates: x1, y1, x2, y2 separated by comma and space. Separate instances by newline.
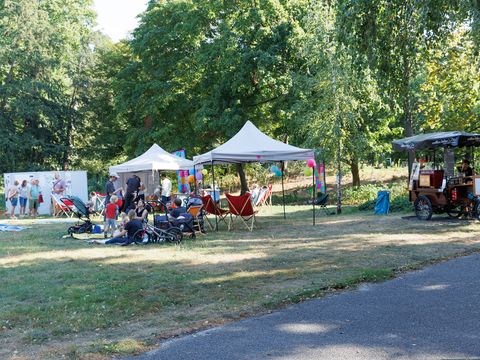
225, 193, 258, 231
51, 194, 74, 217
254, 184, 273, 212
201, 195, 230, 230
94, 192, 106, 215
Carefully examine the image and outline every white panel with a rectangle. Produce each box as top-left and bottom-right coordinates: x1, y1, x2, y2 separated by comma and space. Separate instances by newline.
475, 178, 480, 196
4, 171, 88, 215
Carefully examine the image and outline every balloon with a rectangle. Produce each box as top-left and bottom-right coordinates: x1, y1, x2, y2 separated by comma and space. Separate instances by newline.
270, 165, 279, 173
307, 159, 316, 168
275, 170, 282, 177
202, 169, 208, 176
188, 175, 195, 183
180, 177, 186, 184
196, 172, 203, 180
188, 169, 195, 175
177, 185, 182, 192
304, 166, 313, 176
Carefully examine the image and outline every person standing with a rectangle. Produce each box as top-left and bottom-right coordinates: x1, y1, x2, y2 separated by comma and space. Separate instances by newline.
52, 173, 65, 195
135, 175, 146, 202
160, 173, 172, 208
122, 174, 140, 213
105, 173, 118, 207
18, 180, 28, 217
7, 180, 19, 219
51, 173, 66, 216
28, 179, 42, 218
104, 195, 119, 238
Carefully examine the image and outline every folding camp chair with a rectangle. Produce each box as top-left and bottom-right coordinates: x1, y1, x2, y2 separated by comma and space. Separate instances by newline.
51, 194, 74, 217
225, 193, 258, 231
255, 184, 273, 212
187, 205, 204, 235
95, 192, 106, 215
201, 195, 230, 230
314, 193, 333, 216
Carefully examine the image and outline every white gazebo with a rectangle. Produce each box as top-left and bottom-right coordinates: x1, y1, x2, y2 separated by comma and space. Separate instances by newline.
193, 121, 314, 164
193, 121, 316, 227
109, 144, 198, 195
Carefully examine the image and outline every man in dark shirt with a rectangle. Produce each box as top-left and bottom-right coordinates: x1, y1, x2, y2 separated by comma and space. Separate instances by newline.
458, 159, 473, 177
169, 198, 187, 218
102, 210, 144, 246
122, 174, 140, 213
123, 218, 144, 245
105, 173, 118, 218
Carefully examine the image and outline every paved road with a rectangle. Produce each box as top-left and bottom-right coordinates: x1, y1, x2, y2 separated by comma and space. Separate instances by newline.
126, 254, 480, 360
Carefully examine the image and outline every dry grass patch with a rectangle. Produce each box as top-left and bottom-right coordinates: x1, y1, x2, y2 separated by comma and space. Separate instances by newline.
1, 207, 479, 359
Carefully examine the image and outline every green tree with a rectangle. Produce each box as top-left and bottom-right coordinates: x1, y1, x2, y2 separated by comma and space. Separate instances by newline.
118, 0, 309, 192
336, 0, 468, 169
299, 1, 396, 195
418, 29, 480, 132
0, 0, 96, 172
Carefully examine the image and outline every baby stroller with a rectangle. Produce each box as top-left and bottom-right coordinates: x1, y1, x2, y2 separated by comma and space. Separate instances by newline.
61, 196, 95, 235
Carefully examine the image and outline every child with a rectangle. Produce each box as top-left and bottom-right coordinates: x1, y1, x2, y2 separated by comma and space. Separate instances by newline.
113, 212, 128, 238
104, 195, 119, 238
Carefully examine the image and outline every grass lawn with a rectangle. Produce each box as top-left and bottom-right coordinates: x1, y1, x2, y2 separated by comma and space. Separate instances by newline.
1, 206, 480, 359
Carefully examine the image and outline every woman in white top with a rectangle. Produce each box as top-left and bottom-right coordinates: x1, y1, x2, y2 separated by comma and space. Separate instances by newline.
7, 180, 19, 219
18, 180, 29, 216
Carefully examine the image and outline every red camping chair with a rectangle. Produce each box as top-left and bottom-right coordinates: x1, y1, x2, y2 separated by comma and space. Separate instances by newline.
225, 193, 258, 231
201, 195, 230, 230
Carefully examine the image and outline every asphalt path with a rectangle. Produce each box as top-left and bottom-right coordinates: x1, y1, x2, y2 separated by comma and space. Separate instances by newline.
125, 254, 480, 360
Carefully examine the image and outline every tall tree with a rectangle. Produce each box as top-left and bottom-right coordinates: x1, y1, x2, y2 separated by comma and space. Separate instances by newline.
299, 1, 395, 193
337, 0, 466, 169
0, 0, 96, 172
119, 0, 309, 192
418, 28, 480, 132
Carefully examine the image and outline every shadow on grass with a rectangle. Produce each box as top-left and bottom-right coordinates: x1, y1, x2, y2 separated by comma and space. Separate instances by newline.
1, 210, 479, 358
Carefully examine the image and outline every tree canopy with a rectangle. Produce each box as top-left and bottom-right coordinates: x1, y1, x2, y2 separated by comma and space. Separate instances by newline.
1, 0, 478, 187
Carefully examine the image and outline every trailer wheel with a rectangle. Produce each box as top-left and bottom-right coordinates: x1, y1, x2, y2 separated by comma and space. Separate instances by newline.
414, 195, 433, 220
446, 206, 462, 218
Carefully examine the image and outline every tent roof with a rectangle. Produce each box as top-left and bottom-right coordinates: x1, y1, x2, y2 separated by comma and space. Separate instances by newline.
392, 131, 480, 151
193, 121, 314, 165
109, 144, 197, 173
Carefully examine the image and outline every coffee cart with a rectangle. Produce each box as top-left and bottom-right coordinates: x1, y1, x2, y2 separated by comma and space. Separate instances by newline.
392, 132, 480, 220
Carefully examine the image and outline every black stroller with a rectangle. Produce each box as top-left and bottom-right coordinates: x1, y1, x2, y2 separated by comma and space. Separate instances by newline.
61, 196, 95, 235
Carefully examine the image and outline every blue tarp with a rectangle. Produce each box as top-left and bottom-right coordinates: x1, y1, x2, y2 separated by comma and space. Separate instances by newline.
0, 224, 26, 231
375, 191, 390, 215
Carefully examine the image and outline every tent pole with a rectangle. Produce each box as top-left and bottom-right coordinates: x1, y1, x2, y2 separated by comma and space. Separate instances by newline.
281, 161, 286, 219
211, 160, 218, 231
193, 165, 197, 194
312, 163, 316, 226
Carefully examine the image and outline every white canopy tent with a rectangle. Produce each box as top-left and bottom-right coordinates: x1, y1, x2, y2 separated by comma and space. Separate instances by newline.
193, 121, 317, 228
193, 121, 314, 165
109, 144, 199, 195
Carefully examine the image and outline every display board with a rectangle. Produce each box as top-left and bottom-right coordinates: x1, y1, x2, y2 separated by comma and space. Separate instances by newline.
4, 171, 88, 215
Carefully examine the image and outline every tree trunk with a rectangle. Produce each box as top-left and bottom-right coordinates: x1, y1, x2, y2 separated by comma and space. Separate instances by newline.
350, 159, 360, 188
402, 49, 415, 176
236, 163, 249, 195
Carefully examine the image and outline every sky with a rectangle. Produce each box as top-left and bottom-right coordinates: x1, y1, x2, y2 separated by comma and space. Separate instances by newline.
93, 0, 149, 42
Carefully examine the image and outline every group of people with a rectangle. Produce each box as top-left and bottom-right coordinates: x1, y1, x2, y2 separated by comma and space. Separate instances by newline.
6, 173, 67, 220
6, 178, 44, 219
96, 172, 177, 245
